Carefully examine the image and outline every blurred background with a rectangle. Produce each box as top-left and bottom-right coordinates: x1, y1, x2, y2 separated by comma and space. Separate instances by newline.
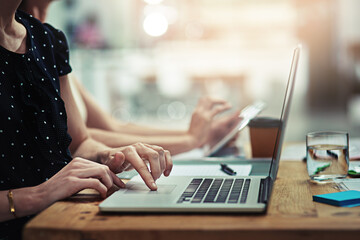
47, 0, 360, 142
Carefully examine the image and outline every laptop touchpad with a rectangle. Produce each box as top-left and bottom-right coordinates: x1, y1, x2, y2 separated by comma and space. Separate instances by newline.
125, 184, 176, 194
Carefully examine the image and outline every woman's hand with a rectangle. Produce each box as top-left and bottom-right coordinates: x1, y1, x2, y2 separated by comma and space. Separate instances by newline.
187, 96, 232, 148
207, 110, 242, 148
0, 158, 123, 221
39, 157, 125, 203
98, 143, 172, 191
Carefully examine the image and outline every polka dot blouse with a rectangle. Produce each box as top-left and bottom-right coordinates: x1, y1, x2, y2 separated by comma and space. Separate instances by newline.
0, 11, 73, 239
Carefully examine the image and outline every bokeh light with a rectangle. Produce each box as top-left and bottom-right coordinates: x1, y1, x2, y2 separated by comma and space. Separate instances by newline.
143, 13, 168, 37
143, 0, 164, 5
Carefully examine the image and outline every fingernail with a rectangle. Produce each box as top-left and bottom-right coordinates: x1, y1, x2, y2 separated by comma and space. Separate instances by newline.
151, 182, 157, 190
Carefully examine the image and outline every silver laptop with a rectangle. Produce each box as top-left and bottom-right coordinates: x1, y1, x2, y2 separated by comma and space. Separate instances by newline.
99, 46, 301, 213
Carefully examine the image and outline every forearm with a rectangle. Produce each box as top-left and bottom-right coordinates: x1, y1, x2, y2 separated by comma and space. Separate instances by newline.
71, 137, 110, 163
75, 76, 187, 137
0, 186, 47, 222
114, 122, 187, 136
88, 128, 197, 155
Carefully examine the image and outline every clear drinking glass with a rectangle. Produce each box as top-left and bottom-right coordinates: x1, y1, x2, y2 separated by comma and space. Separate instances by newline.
306, 131, 349, 182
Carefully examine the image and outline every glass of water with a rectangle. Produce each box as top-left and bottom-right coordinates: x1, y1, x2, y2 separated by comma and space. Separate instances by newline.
306, 131, 349, 182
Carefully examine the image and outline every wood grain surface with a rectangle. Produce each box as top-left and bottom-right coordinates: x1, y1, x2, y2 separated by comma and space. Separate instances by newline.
23, 161, 360, 240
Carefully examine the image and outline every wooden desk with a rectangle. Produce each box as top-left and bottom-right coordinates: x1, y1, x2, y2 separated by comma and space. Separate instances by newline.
24, 161, 360, 240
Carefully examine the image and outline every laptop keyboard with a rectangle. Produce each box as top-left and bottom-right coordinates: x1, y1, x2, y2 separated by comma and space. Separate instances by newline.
177, 178, 251, 204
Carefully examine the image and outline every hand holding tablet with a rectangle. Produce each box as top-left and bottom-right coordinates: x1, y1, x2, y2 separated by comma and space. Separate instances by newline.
204, 101, 267, 157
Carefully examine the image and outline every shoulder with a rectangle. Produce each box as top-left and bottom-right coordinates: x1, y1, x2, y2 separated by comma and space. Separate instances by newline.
16, 10, 66, 39
42, 23, 71, 76
15, 11, 72, 76
43, 23, 68, 44
15, 11, 60, 50
16, 10, 46, 33
43, 23, 70, 56
15, 11, 69, 50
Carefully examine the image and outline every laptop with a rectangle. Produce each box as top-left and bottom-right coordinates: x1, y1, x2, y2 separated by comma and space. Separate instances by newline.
99, 46, 301, 213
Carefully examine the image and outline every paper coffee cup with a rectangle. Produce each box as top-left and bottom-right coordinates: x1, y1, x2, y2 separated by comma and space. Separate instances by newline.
248, 117, 281, 158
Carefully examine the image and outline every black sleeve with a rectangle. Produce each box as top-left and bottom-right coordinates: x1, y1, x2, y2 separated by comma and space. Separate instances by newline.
43, 23, 72, 76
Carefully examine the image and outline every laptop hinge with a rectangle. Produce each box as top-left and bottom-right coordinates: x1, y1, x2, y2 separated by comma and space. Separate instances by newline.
258, 176, 271, 203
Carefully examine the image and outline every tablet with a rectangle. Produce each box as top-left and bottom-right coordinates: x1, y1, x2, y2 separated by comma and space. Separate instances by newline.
204, 101, 266, 157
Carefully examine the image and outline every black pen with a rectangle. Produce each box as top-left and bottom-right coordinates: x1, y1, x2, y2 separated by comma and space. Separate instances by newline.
220, 164, 237, 176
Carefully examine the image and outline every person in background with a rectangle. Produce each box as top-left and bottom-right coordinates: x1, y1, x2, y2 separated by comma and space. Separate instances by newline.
0, 1, 172, 239
74, 13, 106, 49
18, 0, 241, 156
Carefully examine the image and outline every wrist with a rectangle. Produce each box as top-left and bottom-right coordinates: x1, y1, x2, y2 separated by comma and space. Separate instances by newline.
9, 185, 50, 219
29, 183, 52, 212
185, 133, 201, 150
74, 138, 110, 163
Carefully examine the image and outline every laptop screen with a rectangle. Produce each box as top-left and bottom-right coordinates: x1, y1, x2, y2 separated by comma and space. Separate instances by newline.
268, 46, 301, 181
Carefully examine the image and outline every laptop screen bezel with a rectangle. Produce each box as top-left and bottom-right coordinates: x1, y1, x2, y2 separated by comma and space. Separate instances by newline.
267, 46, 301, 182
